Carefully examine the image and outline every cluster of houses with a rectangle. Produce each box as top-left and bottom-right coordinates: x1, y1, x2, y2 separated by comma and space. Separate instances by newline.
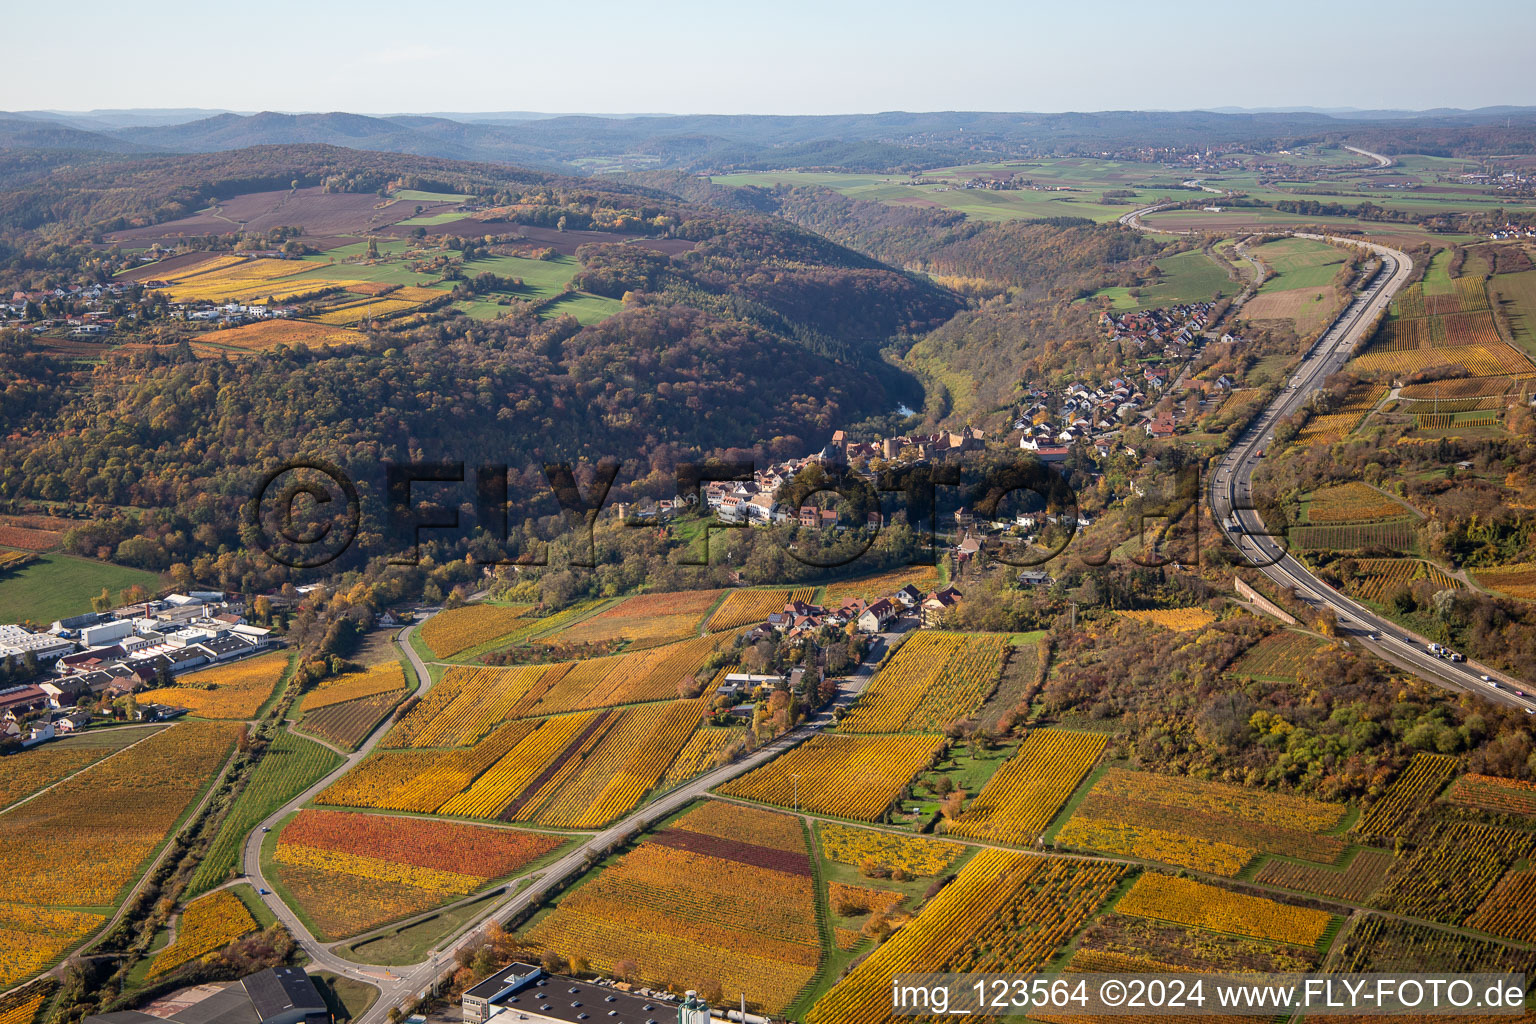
1015, 377, 1150, 456
1456, 170, 1536, 191
181, 302, 295, 325
748, 581, 966, 642
4, 281, 136, 336
1099, 301, 1219, 355
825, 426, 987, 467
0, 591, 273, 746
616, 429, 987, 529
3, 260, 305, 338
1486, 222, 1536, 240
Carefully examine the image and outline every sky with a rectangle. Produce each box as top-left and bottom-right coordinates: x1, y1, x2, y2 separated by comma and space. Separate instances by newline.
5, 0, 1535, 116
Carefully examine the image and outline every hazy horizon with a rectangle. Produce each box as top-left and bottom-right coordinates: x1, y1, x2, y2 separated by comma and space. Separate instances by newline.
6, 0, 1535, 115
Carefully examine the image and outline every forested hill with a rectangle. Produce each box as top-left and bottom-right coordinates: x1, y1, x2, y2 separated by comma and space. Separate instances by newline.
0, 145, 964, 590
631, 172, 1162, 298
6, 108, 1536, 174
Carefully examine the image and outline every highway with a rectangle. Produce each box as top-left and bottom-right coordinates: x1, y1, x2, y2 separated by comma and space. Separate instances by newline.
1204, 234, 1536, 713
1344, 144, 1394, 169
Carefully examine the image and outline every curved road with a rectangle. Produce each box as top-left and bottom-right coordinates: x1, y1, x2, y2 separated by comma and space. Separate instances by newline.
1344, 144, 1394, 169
240, 624, 438, 986
1206, 235, 1536, 712
238, 619, 825, 1021
1114, 205, 1533, 707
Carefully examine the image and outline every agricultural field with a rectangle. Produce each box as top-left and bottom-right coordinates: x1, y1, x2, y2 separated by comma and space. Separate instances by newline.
524, 801, 820, 1014
298, 689, 409, 751
1254, 847, 1396, 902
714, 162, 1205, 226
807, 850, 1127, 1023
821, 564, 942, 606
1294, 385, 1386, 445
0, 727, 159, 811
945, 728, 1106, 845
385, 664, 550, 747
0, 722, 238, 986
1345, 558, 1461, 602
539, 590, 721, 648
818, 821, 966, 878
1353, 752, 1460, 840
1491, 269, 1536, 358
299, 661, 409, 713
271, 809, 562, 940
660, 725, 747, 787
1446, 773, 1536, 816
1398, 375, 1529, 401
386, 633, 726, 747
1352, 342, 1535, 378
0, 985, 54, 1024
419, 603, 533, 658
1302, 482, 1410, 524
1117, 873, 1333, 946
1346, 557, 1444, 601
1470, 562, 1536, 600
147, 890, 256, 979
498, 700, 706, 828
718, 733, 946, 821
1096, 249, 1233, 310
837, 631, 1008, 733
0, 904, 106, 991
1412, 410, 1503, 431
1243, 285, 1345, 331
706, 587, 817, 632
317, 721, 536, 813
310, 297, 419, 326
540, 292, 625, 325
137, 651, 290, 719
0, 553, 162, 625
1336, 914, 1534, 976
199, 319, 359, 351
1251, 237, 1348, 290
188, 729, 343, 896
1115, 607, 1215, 632
108, 187, 444, 245
0, 549, 36, 568
1230, 631, 1326, 682
1241, 237, 1348, 330
151, 255, 367, 304
329, 699, 706, 827
1372, 818, 1536, 923
1055, 767, 1349, 876
1465, 868, 1536, 943
1289, 520, 1419, 553
0, 516, 65, 551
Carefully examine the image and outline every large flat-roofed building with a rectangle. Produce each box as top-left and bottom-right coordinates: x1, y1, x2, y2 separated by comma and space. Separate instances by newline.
83, 967, 325, 1024
464, 962, 709, 1024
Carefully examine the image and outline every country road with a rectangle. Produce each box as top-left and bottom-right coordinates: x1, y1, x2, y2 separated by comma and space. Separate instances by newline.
233, 617, 826, 1021
1344, 144, 1393, 168
239, 623, 439, 987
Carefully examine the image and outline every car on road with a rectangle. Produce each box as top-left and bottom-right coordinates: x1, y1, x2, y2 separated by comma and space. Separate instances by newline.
258, 888, 270, 895
1481, 674, 1492, 682
261, 826, 271, 832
